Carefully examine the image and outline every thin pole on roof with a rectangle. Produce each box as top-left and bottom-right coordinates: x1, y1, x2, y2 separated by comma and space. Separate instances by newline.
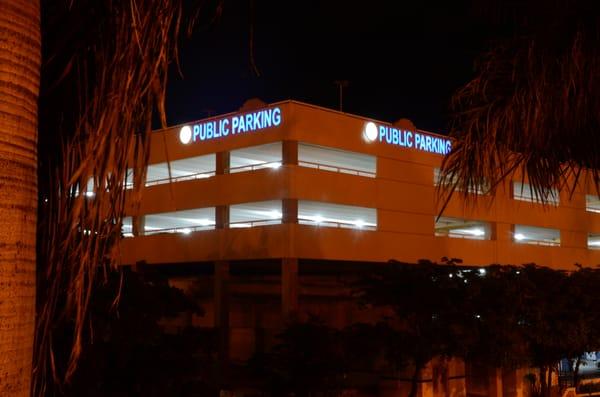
333, 80, 349, 112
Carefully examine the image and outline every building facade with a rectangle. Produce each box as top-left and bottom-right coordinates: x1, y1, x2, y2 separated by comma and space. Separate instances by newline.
119, 99, 600, 396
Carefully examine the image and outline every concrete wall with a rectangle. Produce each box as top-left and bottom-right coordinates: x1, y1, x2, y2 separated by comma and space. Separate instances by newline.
121, 101, 600, 269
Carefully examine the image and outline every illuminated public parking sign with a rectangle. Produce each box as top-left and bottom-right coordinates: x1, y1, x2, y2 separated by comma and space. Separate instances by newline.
363, 121, 452, 155
180, 107, 282, 144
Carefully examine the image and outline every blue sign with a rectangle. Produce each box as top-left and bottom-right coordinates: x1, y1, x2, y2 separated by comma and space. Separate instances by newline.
182, 107, 282, 144
364, 122, 452, 155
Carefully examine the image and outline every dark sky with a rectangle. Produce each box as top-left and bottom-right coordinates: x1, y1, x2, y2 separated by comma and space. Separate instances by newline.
166, 1, 497, 133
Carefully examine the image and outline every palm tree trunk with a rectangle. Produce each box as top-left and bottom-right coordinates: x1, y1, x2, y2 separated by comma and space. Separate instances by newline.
409, 359, 424, 397
0, 1, 41, 396
546, 366, 553, 397
539, 366, 547, 397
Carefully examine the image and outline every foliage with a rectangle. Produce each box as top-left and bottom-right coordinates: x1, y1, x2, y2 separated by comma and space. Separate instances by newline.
35, 1, 198, 393
353, 261, 600, 397
439, 2, 600, 204
461, 265, 529, 369
484, 265, 600, 396
248, 315, 393, 396
353, 259, 476, 397
51, 269, 217, 397
35, 252, 600, 397
248, 317, 350, 396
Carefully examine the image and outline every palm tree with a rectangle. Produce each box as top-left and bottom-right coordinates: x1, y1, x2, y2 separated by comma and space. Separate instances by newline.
0, 1, 40, 396
439, 2, 600, 202
34, 2, 196, 395
1, 1, 199, 395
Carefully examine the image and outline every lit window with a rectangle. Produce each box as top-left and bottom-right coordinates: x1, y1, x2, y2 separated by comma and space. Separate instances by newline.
229, 142, 282, 173
433, 168, 488, 194
513, 225, 560, 246
145, 154, 216, 186
299, 143, 376, 178
513, 182, 559, 205
142, 208, 216, 235
125, 169, 134, 190
586, 195, 600, 213
71, 177, 95, 198
121, 216, 133, 237
434, 217, 491, 240
229, 200, 282, 228
298, 200, 376, 230
588, 233, 600, 249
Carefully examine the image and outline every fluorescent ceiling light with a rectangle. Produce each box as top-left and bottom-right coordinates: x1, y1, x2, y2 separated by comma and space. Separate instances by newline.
514, 233, 526, 241
451, 227, 485, 236
230, 223, 252, 228
269, 210, 282, 219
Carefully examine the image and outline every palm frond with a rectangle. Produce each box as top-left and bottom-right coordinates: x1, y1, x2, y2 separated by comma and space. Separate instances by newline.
34, 1, 197, 395
439, 10, 600, 205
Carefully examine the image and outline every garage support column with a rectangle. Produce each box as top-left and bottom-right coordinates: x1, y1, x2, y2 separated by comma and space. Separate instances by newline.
216, 150, 230, 174
282, 140, 298, 166
216, 151, 230, 229
214, 261, 230, 362
216, 205, 229, 229
502, 368, 525, 397
282, 141, 298, 224
283, 199, 298, 224
487, 368, 503, 397
132, 215, 145, 236
281, 142, 299, 318
131, 164, 146, 236
282, 142, 299, 318
281, 258, 299, 319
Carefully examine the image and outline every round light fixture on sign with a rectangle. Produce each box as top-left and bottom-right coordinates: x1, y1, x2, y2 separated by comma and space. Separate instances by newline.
179, 125, 192, 144
363, 121, 378, 142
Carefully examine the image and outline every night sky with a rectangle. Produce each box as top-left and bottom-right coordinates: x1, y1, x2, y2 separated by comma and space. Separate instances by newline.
166, 1, 501, 133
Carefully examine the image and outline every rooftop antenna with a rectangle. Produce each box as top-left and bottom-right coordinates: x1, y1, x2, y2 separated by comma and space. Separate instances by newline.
333, 80, 349, 112
202, 108, 215, 117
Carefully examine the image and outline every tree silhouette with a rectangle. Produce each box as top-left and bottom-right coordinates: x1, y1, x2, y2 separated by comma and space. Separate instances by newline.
0, 1, 200, 395
354, 261, 600, 397
439, 2, 600, 204
354, 260, 476, 397
53, 269, 216, 397
248, 316, 350, 396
